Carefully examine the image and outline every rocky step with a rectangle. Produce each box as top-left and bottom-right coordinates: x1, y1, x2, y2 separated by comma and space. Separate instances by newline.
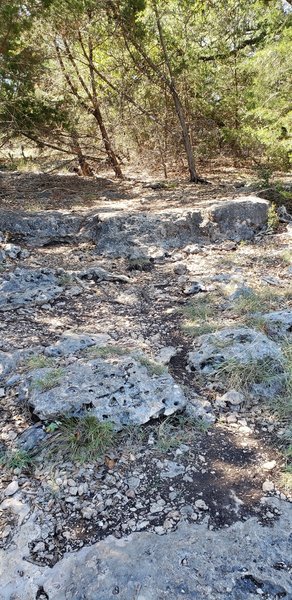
0, 196, 270, 254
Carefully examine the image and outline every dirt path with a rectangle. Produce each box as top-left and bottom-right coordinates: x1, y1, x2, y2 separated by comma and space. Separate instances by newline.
0, 171, 291, 599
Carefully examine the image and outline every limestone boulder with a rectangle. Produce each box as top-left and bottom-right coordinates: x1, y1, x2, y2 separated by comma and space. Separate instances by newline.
21, 348, 186, 428
0, 210, 99, 247
260, 310, 292, 339
208, 196, 269, 240
188, 327, 282, 375
0, 268, 63, 311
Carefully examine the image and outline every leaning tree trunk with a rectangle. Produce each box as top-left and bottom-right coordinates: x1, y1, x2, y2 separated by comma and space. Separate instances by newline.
152, 0, 207, 183
70, 131, 93, 176
170, 86, 198, 182
92, 106, 123, 179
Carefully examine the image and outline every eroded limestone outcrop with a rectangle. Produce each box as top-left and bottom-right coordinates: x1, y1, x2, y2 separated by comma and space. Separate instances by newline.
17, 334, 186, 427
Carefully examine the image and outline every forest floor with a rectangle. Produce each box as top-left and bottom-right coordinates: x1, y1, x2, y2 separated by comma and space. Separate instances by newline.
0, 169, 291, 600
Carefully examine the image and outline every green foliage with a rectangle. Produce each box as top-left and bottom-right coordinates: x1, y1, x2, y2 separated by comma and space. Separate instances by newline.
217, 356, 283, 392
0, 0, 290, 172
53, 415, 116, 461
1, 450, 33, 470
232, 287, 290, 317
26, 354, 55, 370
157, 413, 211, 452
32, 368, 64, 391
267, 203, 280, 231
137, 356, 167, 376
84, 345, 130, 358
180, 294, 222, 337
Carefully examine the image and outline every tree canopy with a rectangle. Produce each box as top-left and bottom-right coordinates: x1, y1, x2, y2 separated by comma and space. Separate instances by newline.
0, 0, 291, 179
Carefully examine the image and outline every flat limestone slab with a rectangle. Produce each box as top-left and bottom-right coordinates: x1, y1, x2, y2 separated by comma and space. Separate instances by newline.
0, 499, 291, 600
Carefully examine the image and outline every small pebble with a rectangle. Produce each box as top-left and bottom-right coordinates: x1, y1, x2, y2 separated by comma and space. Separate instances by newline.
262, 480, 275, 493
4, 481, 19, 497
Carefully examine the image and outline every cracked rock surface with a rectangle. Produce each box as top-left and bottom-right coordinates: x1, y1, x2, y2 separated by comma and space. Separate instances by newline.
0, 171, 291, 600
19, 336, 186, 426
0, 499, 291, 600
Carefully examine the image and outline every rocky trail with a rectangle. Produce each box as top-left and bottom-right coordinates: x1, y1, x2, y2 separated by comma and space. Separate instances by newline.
0, 171, 291, 600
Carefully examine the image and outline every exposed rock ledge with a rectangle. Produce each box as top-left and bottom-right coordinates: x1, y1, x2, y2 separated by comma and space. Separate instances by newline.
0, 196, 269, 254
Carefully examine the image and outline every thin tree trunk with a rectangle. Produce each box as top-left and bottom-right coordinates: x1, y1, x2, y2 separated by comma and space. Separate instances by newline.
92, 106, 123, 179
87, 33, 124, 179
109, 0, 207, 182
55, 37, 123, 179
152, 1, 200, 182
70, 131, 93, 176
170, 86, 198, 181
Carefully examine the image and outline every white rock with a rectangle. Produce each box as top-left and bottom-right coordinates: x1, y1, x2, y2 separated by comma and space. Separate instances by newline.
81, 507, 95, 519
220, 390, 245, 406
4, 480, 19, 497
155, 346, 177, 365
226, 414, 237, 424
32, 541, 45, 553
195, 499, 208, 511
0, 387, 5, 398
262, 480, 275, 492
262, 460, 276, 472
0, 497, 30, 524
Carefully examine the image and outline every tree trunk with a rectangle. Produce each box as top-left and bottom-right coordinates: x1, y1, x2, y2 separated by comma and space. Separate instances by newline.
92, 106, 123, 179
152, 1, 206, 183
170, 86, 198, 182
55, 37, 123, 180
71, 131, 94, 176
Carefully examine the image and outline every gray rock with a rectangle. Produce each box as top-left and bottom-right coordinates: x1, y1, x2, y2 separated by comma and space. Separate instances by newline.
183, 281, 207, 295
22, 345, 186, 427
4, 480, 19, 497
184, 395, 215, 424
0, 497, 30, 525
0, 210, 99, 247
95, 211, 204, 258
0, 347, 45, 384
262, 480, 275, 492
160, 460, 185, 478
219, 390, 245, 406
208, 196, 269, 241
155, 346, 178, 365
188, 327, 282, 376
1, 499, 291, 600
0, 268, 63, 311
77, 266, 131, 284
194, 499, 208, 511
44, 332, 111, 357
95, 198, 268, 258
250, 376, 285, 401
229, 286, 254, 301
3, 243, 28, 259
260, 310, 292, 339
16, 425, 46, 452
0, 350, 20, 384
6, 374, 21, 387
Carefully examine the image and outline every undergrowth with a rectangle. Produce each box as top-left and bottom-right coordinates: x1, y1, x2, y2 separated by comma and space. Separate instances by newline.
138, 356, 167, 376
84, 345, 130, 358
32, 368, 64, 392
216, 355, 283, 391
0, 450, 33, 471
156, 414, 211, 451
25, 355, 55, 370
48, 416, 116, 462
180, 294, 222, 337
